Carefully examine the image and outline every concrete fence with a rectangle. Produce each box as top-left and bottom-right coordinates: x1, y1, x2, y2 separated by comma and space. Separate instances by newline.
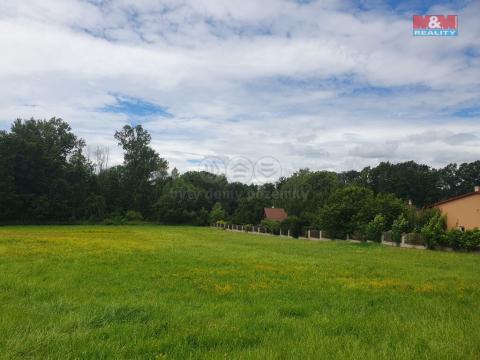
212, 223, 435, 250
381, 231, 427, 249
213, 223, 348, 242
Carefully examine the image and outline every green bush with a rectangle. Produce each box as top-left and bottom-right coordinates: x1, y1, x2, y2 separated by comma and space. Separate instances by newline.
281, 216, 304, 238
261, 219, 280, 233
209, 202, 226, 224
366, 214, 385, 242
125, 210, 143, 222
462, 230, 480, 251
446, 229, 464, 249
448, 229, 480, 251
317, 186, 376, 240
391, 214, 409, 244
103, 214, 125, 225
420, 213, 446, 249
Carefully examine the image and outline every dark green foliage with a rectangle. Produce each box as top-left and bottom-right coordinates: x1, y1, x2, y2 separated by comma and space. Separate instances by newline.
155, 177, 210, 225
261, 219, 280, 233
366, 215, 385, 242
209, 202, 226, 223
0, 118, 94, 222
114, 125, 168, 218
232, 186, 271, 225
374, 193, 405, 229
125, 210, 144, 223
391, 214, 410, 244
342, 161, 439, 207
446, 229, 464, 249
420, 213, 447, 249
317, 186, 377, 239
447, 229, 480, 251
281, 216, 304, 238
1, 118, 480, 234
276, 170, 340, 225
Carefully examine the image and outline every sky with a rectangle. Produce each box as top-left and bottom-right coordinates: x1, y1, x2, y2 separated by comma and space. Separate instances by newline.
0, 0, 479, 182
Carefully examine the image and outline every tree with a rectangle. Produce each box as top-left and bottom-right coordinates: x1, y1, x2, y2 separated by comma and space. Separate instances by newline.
0, 118, 93, 222
420, 213, 446, 248
209, 202, 226, 223
91, 145, 110, 173
171, 167, 180, 179
366, 214, 385, 242
277, 170, 340, 224
280, 216, 304, 238
456, 161, 480, 195
114, 125, 168, 218
391, 214, 409, 244
155, 176, 208, 225
374, 193, 406, 229
317, 186, 376, 239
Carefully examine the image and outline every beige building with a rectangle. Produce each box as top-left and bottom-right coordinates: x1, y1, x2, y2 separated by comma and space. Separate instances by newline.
432, 187, 480, 230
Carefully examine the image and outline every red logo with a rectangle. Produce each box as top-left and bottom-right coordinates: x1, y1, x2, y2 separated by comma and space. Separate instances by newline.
413, 15, 458, 36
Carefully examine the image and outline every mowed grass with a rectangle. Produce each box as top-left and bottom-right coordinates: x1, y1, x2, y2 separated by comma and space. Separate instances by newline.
0, 226, 479, 359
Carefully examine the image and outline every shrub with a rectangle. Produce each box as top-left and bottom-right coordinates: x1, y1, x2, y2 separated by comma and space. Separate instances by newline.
125, 210, 143, 222
391, 214, 409, 244
446, 228, 464, 249
461, 230, 480, 251
281, 216, 304, 238
261, 219, 280, 233
317, 186, 376, 240
420, 213, 446, 249
448, 229, 480, 251
103, 214, 125, 225
366, 214, 385, 242
209, 202, 225, 224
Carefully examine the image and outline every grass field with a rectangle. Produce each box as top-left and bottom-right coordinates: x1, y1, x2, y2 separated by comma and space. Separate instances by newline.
0, 226, 479, 359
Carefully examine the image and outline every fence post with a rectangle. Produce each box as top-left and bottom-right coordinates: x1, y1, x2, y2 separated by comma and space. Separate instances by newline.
287, 229, 291, 237
279, 229, 282, 236
319, 230, 323, 240
401, 234, 406, 247
381, 233, 385, 243
346, 234, 350, 241
307, 230, 311, 239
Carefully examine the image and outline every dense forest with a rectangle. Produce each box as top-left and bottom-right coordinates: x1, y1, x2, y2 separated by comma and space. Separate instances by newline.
1, 118, 480, 232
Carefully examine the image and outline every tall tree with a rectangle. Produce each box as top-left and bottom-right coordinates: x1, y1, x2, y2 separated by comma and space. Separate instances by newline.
0, 118, 93, 222
114, 125, 168, 217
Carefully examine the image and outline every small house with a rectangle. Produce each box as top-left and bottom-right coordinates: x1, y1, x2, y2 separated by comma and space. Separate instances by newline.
263, 207, 288, 222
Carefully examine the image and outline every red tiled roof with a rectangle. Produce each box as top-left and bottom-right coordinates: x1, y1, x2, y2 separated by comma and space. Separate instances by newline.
429, 191, 480, 208
264, 208, 288, 222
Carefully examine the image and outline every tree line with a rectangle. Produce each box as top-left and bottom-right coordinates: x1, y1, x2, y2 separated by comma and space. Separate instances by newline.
1, 118, 480, 232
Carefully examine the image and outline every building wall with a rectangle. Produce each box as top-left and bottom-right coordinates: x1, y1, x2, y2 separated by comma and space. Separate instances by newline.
435, 194, 480, 230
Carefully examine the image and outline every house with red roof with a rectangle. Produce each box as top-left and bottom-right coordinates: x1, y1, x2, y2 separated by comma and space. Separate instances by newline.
263, 207, 288, 222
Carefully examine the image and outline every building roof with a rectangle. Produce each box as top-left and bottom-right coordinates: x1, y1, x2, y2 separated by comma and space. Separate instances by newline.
430, 191, 480, 208
264, 207, 288, 222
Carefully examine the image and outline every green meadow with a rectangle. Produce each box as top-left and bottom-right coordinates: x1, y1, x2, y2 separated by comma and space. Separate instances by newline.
0, 226, 479, 359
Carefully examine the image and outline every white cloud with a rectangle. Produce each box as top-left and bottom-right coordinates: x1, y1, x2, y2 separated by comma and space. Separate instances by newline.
0, 0, 479, 181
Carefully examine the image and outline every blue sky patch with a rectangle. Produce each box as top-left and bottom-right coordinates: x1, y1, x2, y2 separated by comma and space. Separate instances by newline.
452, 106, 480, 117
102, 94, 173, 118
